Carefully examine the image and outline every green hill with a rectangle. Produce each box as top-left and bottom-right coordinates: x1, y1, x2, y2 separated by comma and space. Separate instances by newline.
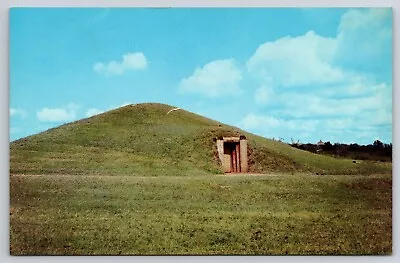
10, 103, 391, 176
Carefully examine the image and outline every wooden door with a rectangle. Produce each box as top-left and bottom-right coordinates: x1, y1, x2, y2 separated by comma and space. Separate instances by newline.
236, 143, 241, 172
231, 148, 237, 172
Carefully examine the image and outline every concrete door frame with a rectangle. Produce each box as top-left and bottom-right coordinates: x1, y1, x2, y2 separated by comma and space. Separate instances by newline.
216, 136, 248, 173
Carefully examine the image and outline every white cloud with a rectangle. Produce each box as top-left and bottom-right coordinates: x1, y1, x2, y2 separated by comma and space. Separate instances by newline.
240, 82, 391, 142
37, 103, 79, 123
10, 108, 27, 118
240, 113, 319, 133
94, 52, 148, 76
37, 109, 74, 122
240, 114, 278, 130
372, 108, 392, 126
241, 8, 392, 144
251, 82, 391, 128
319, 78, 374, 98
254, 85, 275, 105
179, 59, 242, 98
85, 102, 135, 117
108, 102, 135, 110
335, 8, 392, 70
85, 108, 104, 117
239, 112, 391, 144
246, 31, 344, 87
324, 118, 354, 130
119, 102, 134, 107
338, 8, 390, 31
246, 8, 391, 89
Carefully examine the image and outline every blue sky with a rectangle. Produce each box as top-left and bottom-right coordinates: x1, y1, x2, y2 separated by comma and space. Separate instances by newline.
10, 7, 392, 144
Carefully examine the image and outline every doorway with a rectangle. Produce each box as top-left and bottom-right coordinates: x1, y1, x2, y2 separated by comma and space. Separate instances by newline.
216, 136, 248, 173
224, 141, 241, 173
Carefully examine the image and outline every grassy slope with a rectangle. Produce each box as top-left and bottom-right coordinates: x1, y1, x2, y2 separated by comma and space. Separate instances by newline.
10, 174, 392, 255
10, 103, 391, 176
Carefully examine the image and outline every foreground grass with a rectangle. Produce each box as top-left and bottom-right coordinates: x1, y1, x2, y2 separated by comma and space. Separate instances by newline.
10, 173, 392, 255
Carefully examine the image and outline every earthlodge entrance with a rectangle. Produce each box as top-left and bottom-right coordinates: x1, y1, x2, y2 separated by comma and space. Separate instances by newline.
224, 141, 240, 173
216, 136, 248, 173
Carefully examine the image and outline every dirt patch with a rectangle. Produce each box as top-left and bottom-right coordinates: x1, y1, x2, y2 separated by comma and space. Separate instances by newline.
10, 174, 46, 177
218, 173, 278, 177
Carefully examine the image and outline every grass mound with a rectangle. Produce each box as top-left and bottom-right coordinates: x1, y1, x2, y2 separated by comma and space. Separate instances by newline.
10, 103, 391, 176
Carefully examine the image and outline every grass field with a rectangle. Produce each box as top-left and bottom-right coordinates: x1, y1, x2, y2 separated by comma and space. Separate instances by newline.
9, 103, 392, 255
10, 172, 392, 255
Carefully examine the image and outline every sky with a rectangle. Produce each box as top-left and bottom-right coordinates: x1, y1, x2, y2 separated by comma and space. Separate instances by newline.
9, 7, 392, 144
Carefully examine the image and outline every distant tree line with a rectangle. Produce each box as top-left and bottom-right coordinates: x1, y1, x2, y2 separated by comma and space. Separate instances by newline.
289, 140, 392, 162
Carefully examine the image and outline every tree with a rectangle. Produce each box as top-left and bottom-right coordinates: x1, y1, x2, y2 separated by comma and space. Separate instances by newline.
323, 141, 333, 151
373, 140, 384, 150
349, 143, 360, 151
